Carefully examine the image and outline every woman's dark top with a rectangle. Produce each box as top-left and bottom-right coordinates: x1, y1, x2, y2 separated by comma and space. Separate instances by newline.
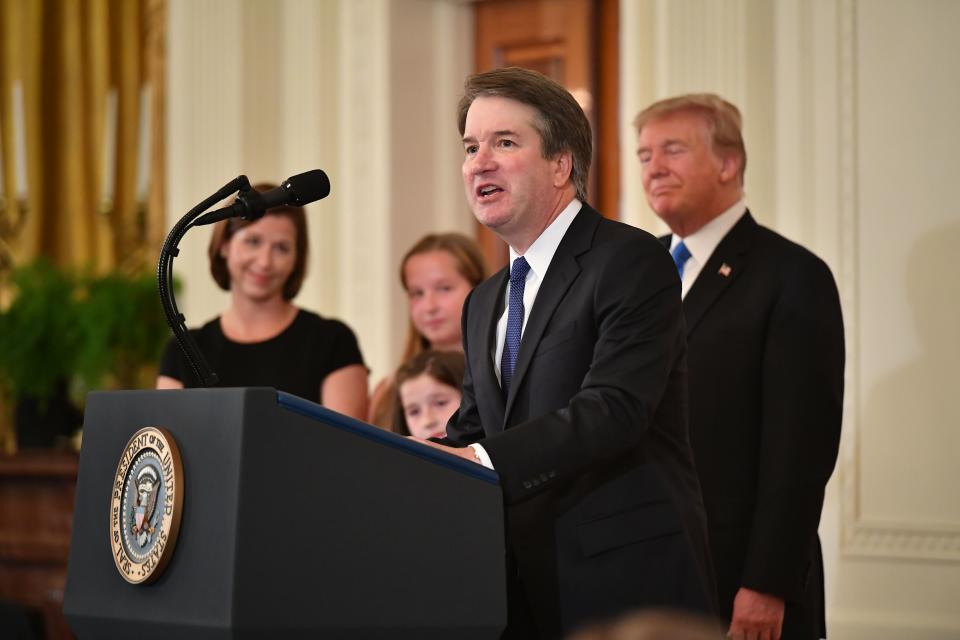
158, 309, 364, 403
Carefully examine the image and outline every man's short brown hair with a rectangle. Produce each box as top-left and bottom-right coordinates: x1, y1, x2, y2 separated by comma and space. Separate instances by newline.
207, 183, 309, 300
457, 67, 592, 202
633, 93, 747, 184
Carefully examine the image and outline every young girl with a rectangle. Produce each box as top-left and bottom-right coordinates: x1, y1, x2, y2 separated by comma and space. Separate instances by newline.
368, 233, 485, 428
392, 350, 465, 440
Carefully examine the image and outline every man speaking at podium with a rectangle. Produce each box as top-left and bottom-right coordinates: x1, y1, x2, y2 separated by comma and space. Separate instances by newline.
415, 67, 716, 639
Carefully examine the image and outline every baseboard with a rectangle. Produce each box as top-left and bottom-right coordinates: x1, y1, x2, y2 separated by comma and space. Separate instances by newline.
829, 609, 960, 640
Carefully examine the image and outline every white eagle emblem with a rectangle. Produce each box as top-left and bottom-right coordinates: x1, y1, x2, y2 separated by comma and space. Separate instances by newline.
131, 465, 159, 547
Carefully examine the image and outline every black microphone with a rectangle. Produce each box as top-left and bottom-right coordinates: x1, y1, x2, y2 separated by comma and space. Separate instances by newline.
193, 169, 330, 226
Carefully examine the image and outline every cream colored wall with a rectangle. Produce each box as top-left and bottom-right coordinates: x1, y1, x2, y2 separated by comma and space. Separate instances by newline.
621, 1, 960, 638
168, 0, 959, 635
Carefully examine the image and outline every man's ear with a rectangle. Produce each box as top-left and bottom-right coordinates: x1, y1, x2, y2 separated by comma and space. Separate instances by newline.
553, 151, 574, 188
719, 153, 741, 184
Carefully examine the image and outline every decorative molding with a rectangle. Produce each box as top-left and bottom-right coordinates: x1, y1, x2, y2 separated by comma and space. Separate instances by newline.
430, 1, 474, 236
836, 0, 861, 555
165, 0, 242, 323
844, 520, 960, 561
618, 0, 656, 232
836, 0, 960, 562
831, 609, 960, 640
771, 0, 810, 242
653, 0, 748, 108
337, 0, 393, 381
280, 0, 340, 315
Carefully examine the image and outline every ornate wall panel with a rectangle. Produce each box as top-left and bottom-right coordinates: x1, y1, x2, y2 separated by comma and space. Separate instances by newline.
837, 0, 960, 563
772, 1, 960, 637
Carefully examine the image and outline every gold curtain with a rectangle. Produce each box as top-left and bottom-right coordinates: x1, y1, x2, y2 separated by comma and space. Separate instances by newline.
0, 0, 165, 274
0, 0, 165, 451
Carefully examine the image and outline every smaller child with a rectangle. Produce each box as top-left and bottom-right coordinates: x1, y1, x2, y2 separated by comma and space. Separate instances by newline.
392, 350, 465, 440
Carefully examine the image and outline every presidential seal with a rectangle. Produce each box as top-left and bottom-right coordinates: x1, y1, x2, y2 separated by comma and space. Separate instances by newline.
110, 426, 184, 584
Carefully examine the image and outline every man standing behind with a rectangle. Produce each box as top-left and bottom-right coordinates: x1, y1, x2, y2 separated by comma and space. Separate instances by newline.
634, 94, 844, 640
417, 67, 715, 639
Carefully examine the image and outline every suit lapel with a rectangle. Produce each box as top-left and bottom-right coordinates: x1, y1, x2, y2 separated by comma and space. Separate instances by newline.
503, 207, 598, 424
682, 211, 758, 336
476, 268, 508, 431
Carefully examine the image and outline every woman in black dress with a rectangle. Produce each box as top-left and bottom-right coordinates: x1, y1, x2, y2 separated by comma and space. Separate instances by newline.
156, 183, 368, 419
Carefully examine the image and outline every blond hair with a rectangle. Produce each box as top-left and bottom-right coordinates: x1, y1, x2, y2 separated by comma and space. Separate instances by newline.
633, 93, 746, 185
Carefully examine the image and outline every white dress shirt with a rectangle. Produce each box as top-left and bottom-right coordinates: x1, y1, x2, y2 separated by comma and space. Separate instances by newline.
470, 198, 582, 469
669, 200, 747, 299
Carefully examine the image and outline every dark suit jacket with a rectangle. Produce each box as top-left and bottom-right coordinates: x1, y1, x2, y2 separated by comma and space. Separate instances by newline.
449, 204, 716, 638
664, 212, 844, 639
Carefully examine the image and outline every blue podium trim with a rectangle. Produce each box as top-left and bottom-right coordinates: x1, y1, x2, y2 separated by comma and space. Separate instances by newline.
276, 391, 499, 486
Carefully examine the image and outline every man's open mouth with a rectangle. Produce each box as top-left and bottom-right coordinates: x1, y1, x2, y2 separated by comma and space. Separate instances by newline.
477, 184, 503, 198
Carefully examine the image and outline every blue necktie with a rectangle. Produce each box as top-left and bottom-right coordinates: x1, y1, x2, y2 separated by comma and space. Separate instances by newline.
671, 241, 692, 278
501, 256, 530, 397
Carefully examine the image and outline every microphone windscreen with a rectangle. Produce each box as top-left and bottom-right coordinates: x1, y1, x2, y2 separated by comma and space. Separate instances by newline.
285, 169, 330, 205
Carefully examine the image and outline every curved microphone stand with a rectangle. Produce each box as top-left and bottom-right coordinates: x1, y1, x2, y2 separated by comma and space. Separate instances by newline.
157, 175, 252, 387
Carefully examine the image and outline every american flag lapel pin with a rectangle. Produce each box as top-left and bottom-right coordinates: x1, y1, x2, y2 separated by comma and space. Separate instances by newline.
718, 263, 732, 277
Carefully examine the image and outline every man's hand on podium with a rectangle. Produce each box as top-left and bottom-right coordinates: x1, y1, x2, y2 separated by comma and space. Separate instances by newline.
410, 438, 482, 464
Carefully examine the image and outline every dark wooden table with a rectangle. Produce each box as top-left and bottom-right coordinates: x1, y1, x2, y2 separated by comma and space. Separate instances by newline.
0, 449, 78, 639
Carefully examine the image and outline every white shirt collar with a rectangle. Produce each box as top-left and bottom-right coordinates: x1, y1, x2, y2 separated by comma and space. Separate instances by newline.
670, 199, 747, 267
508, 198, 582, 278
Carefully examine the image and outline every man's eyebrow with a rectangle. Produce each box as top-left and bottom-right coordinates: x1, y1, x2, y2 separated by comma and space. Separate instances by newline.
462, 129, 521, 144
638, 138, 687, 152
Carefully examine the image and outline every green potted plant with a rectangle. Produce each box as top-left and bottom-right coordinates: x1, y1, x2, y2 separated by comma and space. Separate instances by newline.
74, 269, 171, 392
0, 259, 84, 448
0, 259, 174, 449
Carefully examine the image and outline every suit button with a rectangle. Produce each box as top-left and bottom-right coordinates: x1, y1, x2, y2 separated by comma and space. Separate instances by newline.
548, 470, 557, 479
523, 481, 533, 489
532, 478, 541, 487
539, 473, 549, 482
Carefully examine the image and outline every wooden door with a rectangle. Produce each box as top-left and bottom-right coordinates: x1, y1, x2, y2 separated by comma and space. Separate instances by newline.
472, 0, 620, 270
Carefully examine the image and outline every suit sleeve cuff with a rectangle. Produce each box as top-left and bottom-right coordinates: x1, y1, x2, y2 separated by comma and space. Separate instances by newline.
469, 443, 494, 470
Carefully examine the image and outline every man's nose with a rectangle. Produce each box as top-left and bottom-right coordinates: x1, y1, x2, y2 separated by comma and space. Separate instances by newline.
470, 145, 496, 173
646, 152, 668, 176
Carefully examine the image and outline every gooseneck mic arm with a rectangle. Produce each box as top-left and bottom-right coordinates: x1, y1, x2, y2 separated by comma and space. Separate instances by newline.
157, 175, 252, 387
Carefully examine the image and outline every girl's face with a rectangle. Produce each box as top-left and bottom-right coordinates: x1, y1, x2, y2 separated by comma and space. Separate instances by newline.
404, 250, 473, 351
399, 373, 462, 440
221, 214, 297, 303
